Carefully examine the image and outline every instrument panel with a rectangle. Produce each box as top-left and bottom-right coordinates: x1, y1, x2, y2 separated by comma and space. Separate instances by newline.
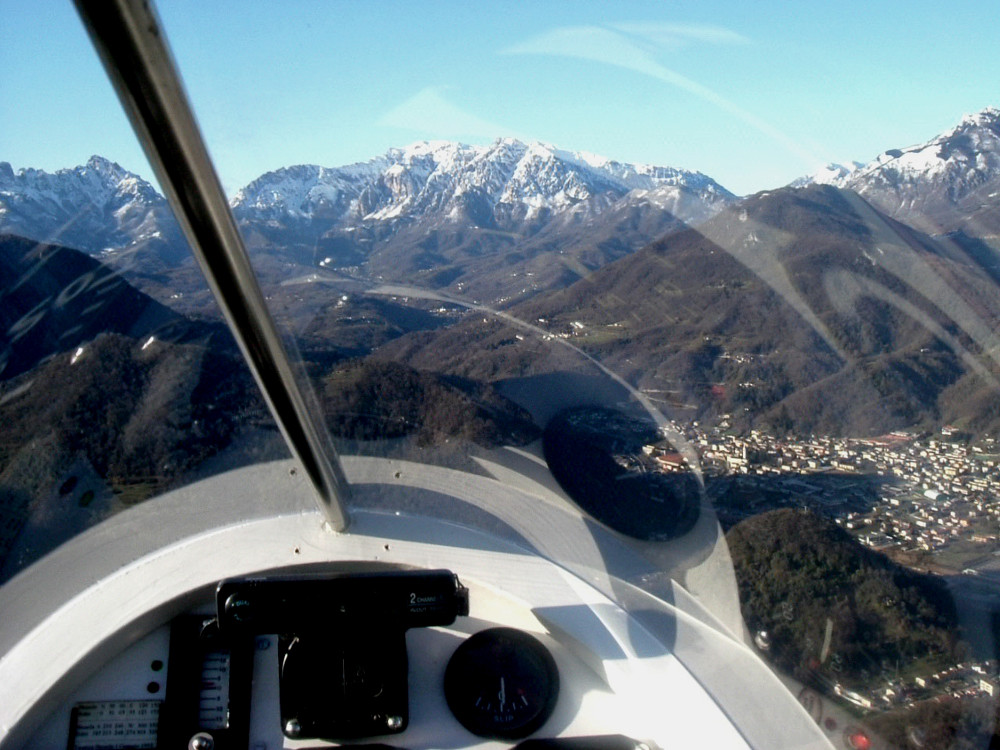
35, 569, 648, 750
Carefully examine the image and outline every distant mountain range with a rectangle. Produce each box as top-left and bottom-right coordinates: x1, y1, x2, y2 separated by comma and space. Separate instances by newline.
0, 157, 188, 271
232, 139, 732, 231
2, 108, 999, 440
235, 139, 738, 302
3, 109, 999, 305
0, 141, 735, 305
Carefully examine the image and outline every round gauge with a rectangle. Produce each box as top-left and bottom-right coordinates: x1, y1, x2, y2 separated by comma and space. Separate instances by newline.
444, 627, 559, 740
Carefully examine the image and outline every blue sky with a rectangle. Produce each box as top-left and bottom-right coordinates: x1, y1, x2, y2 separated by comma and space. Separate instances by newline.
2, 1, 998, 196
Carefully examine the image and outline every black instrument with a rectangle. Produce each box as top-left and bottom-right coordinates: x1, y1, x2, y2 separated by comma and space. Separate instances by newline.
162, 569, 468, 745
444, 627, 560, 740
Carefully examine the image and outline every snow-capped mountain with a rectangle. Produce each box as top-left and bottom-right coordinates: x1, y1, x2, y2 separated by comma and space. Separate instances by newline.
231, 138, 734, 238
226, 139, 737, 301
794, 107, 1000, 235
789, 161, 864, 189
0, 156, 183, 257
0, 143, 735, 304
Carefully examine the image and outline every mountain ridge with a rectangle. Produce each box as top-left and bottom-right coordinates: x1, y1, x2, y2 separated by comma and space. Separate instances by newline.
377, 183, 1000, 439
4, 107, 998, 311
793, 107, 1000, 236
230, 138, 733, 226
1, 142, 736, 305
0, 156, 181, 256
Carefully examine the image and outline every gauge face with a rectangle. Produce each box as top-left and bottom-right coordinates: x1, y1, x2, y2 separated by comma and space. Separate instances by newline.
444, 627, 559, 740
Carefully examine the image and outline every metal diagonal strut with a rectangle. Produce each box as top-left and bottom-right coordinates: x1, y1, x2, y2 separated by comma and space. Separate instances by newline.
74, 0, 350, 530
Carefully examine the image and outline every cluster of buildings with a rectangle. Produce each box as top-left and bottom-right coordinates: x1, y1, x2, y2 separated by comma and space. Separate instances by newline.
828, 659, 1000, 709
632, 419, 1000, 711
640, 420, 1000, 566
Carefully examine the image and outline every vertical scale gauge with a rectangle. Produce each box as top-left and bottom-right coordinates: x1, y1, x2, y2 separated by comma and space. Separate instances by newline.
197, 648, 231, 730
444, 627, 560, 740
161, 616, 253, 749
